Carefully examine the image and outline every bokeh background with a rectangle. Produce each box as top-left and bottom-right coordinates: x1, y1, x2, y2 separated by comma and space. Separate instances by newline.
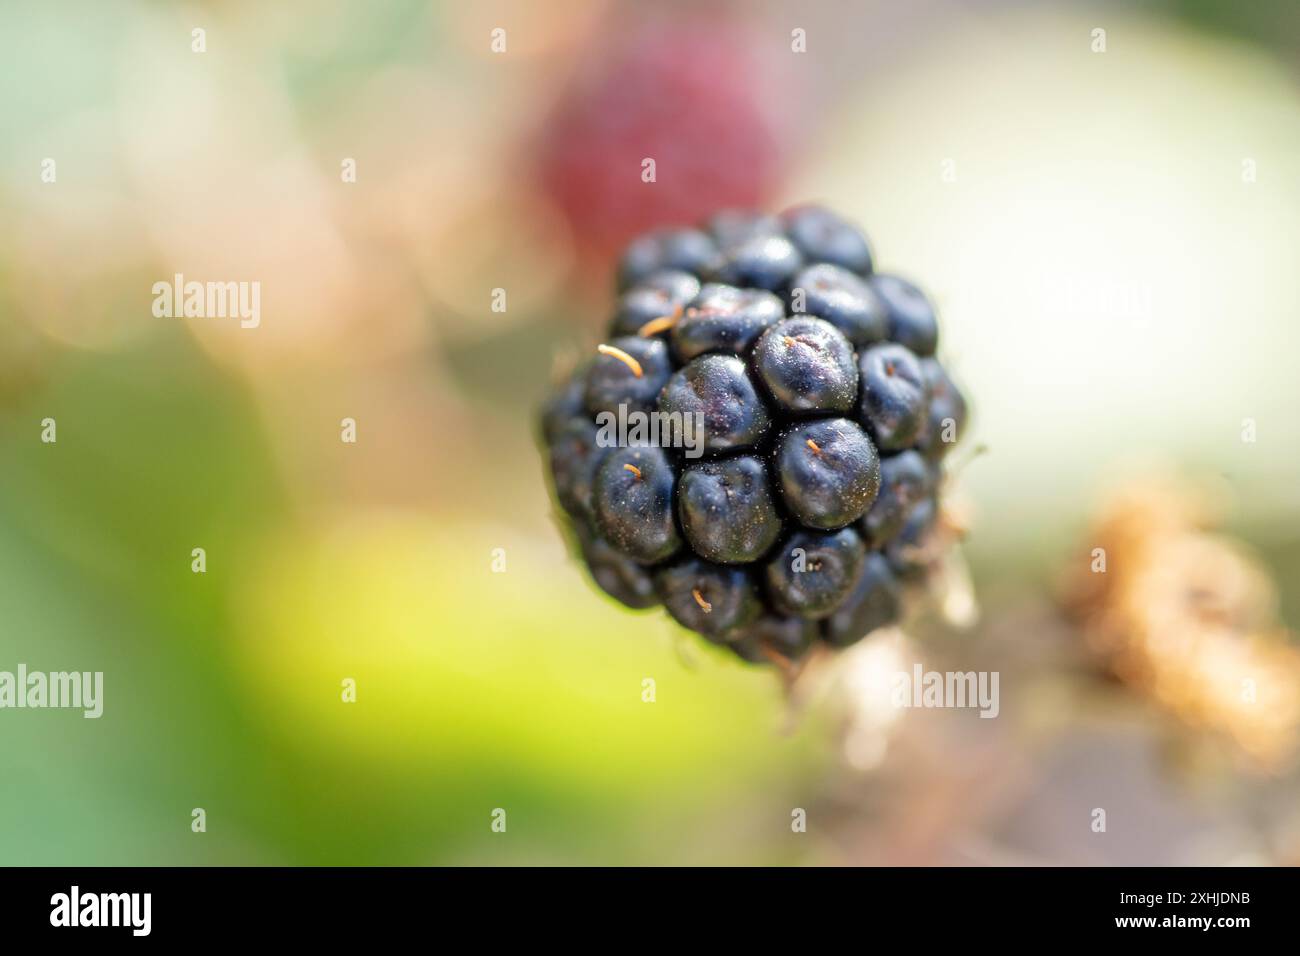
2, 0, 1298, 865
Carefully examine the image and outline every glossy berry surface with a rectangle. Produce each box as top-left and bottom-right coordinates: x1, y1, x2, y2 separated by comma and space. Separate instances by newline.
670, 283, 784, 361
656, 559, 761, 640
753, 316, 858, 414
609, 270, 702, 337
886, 496, 939, 577
858, 342, 928, 451
540, 204, 968, 665
658, 353, 771, 453
823, 553, 900, 647
871, 274, 939, 357
782, 205, 874, 275
774, 419, 880, 530
917, 358, 967, 462
788, 263, 887, 346
584, 336, 673, 416
548, 418, 609, 528
765, 527, 866, 619
593, 445, 682, 563
618, 229, 719, 290
711, 233, 804, 291
577, 527, 658, 609
678, 455, 782, 564
861, 449, 932, 548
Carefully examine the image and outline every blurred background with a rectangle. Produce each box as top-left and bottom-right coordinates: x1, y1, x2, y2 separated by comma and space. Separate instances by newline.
1, 0, 1298, 865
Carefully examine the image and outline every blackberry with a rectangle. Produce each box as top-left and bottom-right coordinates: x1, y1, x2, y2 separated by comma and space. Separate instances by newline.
658, 353, 771, 453
753, 317, 858, 414
858, 342, 927, 451
539, 205, 969, 665
609, 271, 702, 337
617, 228, 719, 290
774, 419, 879, 530
886, 496, 940, 578
870, 274, 939, 357
584, 338, 673, 416
916, 358, 968, 462
861, 449, 931, 548
765, 527, 866, 619
670, 283, 784, 361
678, 455, 782, 564
548, 418, 609, 530
788, 263, 887, 346
711, 233, 804, 291
782, 205, 874, 275
729, 614, 818, 664
577, 527, 659, 609
823, 553, 900, 647
592, 445, 682, 563
656, 559, 762, 641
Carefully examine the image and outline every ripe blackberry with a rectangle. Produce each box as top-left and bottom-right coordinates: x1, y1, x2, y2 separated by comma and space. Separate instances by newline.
658, 354, 772, 453
677, 455, 782, 564
584, 337, 674, 417
617, 229, 720, 291
670, 283, 784, 361
610, 271, 702, 337
774, 419, 879, 530
765, 527, 866, 619
753, 317, 859, 414
858, 342, 928, 451
592, 445, 682, 563
788, 263, 887, 346
539, 205, 968, 667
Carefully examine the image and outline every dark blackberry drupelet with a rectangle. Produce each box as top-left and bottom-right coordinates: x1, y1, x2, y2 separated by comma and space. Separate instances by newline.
577, 527, 659, 609
774, 419, 880, 530
787, 263, 887, 346
592, 445, 682, 563
752, 317, 858, 415
782, 205, 874, 275
617, 228, 719, 290
609, 271, 702, 337
658, 353, 771, 453
670, 283, 785, 361
729, 614, 818, 664
858, 342, 928, 451
677, 455, 782, 564
584, 337, 673, 416
861, 449, 932, 548
870, 274, 938, 357
539, 205, 968, 665
823, 553, 900, 647
765, 526, 867, 619
656, 559, 762, 641
711, 233, 804, 291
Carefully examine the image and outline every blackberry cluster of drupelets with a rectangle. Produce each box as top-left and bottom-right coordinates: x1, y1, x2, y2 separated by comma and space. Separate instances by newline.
540, 206, 967, 667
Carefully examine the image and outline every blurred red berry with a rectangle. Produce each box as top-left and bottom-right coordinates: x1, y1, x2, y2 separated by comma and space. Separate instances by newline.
535, 17, 790, 269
